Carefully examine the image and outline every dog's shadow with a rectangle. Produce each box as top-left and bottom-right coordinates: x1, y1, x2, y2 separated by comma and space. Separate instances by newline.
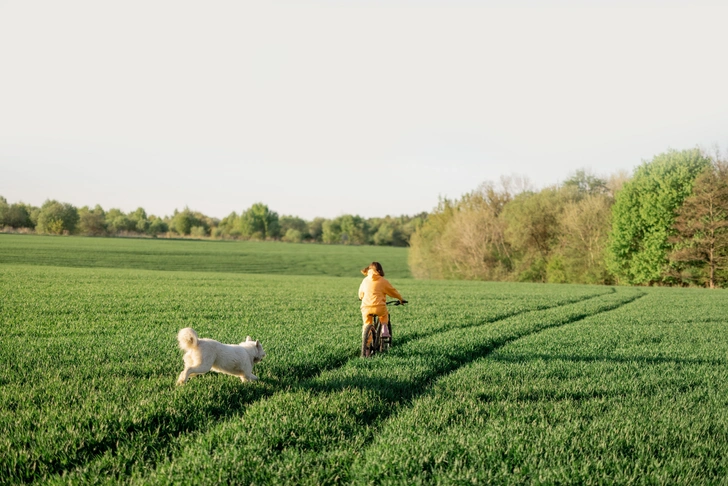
175, 372, 280, 419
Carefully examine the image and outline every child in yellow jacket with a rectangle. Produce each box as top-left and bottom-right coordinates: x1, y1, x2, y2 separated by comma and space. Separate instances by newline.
358, 262, 405, 331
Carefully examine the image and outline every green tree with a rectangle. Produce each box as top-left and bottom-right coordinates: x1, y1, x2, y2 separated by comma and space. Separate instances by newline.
372, 222, 394, 246
36, 200, 80, 234
0, 196, 8, 226
105, 208, 134, 234
397, 212, 427, 247
369, 214, 424, 247
29, 206, 41, 228
321, 218, 342, 244
217, 211, 241, 238
307, 218, 325, 242
170, 208, 196, 236
607, 148, 711, 285
128, 207, 151, 234
239, 203, 280, 239
148, 216, 168, 235
320, 215, 369, 244
339, 215, 368, 245
1, 200, 34, 229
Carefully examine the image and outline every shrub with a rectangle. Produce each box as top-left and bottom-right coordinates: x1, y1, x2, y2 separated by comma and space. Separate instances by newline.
282, 228, 303, 243
190, 226, 207, 238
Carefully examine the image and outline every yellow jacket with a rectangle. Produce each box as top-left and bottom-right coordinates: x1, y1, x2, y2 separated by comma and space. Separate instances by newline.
358, 269, 403, 309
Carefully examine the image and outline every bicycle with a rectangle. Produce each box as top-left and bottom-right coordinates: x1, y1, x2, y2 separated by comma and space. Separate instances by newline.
361, 300, 407, 358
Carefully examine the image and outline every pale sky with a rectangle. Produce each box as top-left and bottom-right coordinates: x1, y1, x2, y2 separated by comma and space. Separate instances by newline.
1, 1, 727, 220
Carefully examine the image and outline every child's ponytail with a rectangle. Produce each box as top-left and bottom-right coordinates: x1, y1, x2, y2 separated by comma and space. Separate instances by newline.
361, 262, 385, 277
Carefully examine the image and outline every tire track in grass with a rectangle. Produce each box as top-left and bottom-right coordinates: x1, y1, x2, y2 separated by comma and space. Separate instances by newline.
286, 287, 617, 384
390, 287, 616, 350
132, 289, 645, 485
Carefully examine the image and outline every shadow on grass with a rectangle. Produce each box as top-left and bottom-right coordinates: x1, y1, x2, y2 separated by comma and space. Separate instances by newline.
8, 382, 276, 485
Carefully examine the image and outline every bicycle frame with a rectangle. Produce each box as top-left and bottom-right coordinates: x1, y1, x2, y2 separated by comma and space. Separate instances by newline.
361, 300, 406, 358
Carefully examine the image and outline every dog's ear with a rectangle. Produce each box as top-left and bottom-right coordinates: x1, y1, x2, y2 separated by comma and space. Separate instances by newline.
246, 335, 252, 342
256, 340, 261, 348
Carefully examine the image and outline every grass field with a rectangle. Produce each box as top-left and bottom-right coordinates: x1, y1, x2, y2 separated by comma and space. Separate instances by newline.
1, 235, 727, 484
0, 234, 411, 278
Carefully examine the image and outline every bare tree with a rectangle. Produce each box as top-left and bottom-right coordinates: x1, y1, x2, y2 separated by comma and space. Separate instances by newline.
606, 169, 631, 198
669, 161, 728, 288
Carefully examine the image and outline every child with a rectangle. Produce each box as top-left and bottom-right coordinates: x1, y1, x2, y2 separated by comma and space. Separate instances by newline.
358, 262, 405, 338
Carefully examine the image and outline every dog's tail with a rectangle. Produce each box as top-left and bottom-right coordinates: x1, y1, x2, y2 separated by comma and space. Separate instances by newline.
177, 327, 199, 351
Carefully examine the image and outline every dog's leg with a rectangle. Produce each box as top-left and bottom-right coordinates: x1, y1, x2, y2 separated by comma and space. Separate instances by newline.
177, 352, 196, 385
177, 363, 213, 385
240, 372, 258, 382
177, 368, 190, 385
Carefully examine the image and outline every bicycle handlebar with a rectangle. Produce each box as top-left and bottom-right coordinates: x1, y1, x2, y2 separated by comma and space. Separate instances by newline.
357, 299, 408, 305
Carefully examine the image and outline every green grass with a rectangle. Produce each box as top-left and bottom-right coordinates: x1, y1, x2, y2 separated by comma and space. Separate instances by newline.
0, 234, 410, 278
1, 236, 727, 484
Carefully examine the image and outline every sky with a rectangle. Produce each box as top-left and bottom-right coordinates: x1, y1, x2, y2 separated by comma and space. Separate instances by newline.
1, 1, 727, 220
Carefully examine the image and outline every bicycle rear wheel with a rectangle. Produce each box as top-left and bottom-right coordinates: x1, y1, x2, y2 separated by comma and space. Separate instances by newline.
361, 324, 376, 358
380, 321, 392, 353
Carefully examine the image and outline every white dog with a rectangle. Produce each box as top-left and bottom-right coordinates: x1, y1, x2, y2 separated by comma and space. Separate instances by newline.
176, 327, 266, 385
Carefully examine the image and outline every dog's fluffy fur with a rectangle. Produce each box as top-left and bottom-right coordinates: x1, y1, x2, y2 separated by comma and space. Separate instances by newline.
176, 327, 266, 385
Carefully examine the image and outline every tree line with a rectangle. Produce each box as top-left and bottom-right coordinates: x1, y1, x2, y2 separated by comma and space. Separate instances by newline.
0, 197, 426, 247
4, 147, 726, 287
409, 147, 728, 288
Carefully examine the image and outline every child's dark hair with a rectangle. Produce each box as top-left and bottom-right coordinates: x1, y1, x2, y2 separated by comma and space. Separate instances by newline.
361, 261, 385, 277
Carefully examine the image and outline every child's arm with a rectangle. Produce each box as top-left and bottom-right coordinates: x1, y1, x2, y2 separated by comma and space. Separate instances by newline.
384, 280, 404, 302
